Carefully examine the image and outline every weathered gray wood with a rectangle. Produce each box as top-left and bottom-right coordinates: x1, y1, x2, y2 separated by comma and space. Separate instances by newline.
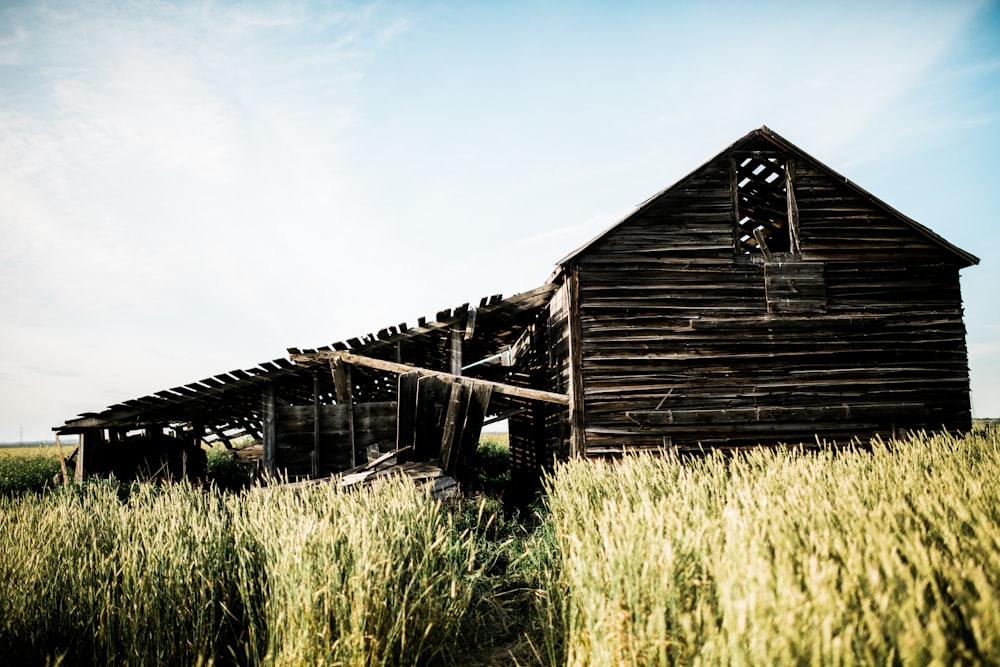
464, 307, 478, 340
752, 227, 773, 261
438, 381, 466, 474
626, 403, 924, 426
786, 158, 801, 253
331, 358, 355, 467
396, 372, 419, 452
312, 373, 320, 478
54, 433, 69, 486
558, 130, 974, 452
262, 384, 276, 476
455, 381, 492, 477
567, 266, 586, 457
765, 260, 826, 314
293, 351, 570, 405
415, 375, 452, 460
353, 402, 397, 456
450, 327, 463, 376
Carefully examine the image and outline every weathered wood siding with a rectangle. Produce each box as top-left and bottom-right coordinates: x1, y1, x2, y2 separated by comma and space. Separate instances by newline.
507, 283, 572, 493
276, 402, 396, 478
571, 154, 973, 452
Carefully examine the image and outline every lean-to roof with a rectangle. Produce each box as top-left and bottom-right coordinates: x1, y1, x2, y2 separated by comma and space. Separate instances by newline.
55, 284, 556, 439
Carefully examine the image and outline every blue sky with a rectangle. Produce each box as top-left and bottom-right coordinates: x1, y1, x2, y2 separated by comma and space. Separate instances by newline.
1, 0, 998, 441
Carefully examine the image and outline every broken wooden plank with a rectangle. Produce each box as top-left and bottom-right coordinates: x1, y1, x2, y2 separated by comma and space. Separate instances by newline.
464, 307, 478, 340
450, 327, 463, 376
396, 372, 419, 452
626, 402, 925, 426
438, 381, 467, 474
262, 383, 276, 476
415, 375, 453, 460
454, 381, 492, 478
292, 350, 569, 405
331, 358, 355, 468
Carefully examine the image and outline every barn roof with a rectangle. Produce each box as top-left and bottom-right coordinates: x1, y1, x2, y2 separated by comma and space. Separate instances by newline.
288, 282, 555, 366
55, 284, 556, 439
556, 126, 980, 269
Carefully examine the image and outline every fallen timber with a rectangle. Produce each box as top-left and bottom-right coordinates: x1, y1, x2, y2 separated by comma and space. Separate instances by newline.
280, 446, 460, 498
281, 349, 569, 490
290, 350, 570, 406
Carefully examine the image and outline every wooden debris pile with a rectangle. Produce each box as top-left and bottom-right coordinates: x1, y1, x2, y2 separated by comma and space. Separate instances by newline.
284, 446, 460, 498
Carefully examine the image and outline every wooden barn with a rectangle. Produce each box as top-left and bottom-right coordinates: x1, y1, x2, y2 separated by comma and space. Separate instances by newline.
505, 125, 979, 476
55, 127, 978, 492
55, 286, 568, 490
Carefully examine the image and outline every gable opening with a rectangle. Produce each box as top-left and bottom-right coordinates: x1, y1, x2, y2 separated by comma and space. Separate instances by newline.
734, 155, 799, 256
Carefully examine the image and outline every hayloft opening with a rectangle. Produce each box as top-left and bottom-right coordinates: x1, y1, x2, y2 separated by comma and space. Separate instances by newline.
735, 155, 796, 255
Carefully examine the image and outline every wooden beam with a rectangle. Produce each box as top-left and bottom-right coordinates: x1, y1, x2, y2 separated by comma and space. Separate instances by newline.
752, 228, 773, 261
292, 351, 570, 405
396, 372, 419, 451
331, 358, 356, 468
626, 402, 925, 426
438, 381, 465, 473
786, 158, 801, 254
312, 372, 320, 478
730, 156, 741, 253
464, 307, 478, 340
450, 327, 463, 376
456, 382, 492, 478
567, 266, 587, 457
482, 406, 528, 427
55, 433, 69, 486
262, 383, 276, 476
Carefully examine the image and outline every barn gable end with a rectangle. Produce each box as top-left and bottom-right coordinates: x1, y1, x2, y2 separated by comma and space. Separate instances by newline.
549, 127, 979, 455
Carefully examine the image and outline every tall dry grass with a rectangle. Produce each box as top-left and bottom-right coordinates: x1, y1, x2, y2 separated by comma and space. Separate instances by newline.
3, 428, 999, 665
0, 481, 245, 665
537, 427, 1000, 665
0, 477, 493, 666
239, 477, 487, 666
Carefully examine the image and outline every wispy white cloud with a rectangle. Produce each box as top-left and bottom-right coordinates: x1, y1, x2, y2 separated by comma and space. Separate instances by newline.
0, 0, 416, 438
0, 24, 28, 65
970, 342, 1000, 359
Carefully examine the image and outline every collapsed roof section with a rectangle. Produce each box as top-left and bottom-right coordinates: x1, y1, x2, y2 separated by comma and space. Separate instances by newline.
55, 284, 560, 446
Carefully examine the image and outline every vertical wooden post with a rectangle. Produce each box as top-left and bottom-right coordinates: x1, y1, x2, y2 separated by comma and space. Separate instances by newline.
331, 358, 355, 467
76, 434, 83, 481
396, 372, 419, 452
312, 372, 321, 478
191, 422, 204, 449
76, 429, 101, 483
786, 158, 801, 254
55, 433, 69, 486
439, 380, 466, 473
262, 383, 276, 477
730, 156, 741, 253
566, 266, 587, 458
450, 326, 463, 376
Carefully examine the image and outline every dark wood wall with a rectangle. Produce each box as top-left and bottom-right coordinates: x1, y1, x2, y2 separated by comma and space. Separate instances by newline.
507, 294, 569, 492
567, 153, 973, 452
275, 402, 397, 479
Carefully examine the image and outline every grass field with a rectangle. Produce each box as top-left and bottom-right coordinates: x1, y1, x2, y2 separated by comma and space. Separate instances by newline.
0, 444, 62, 458
1, 425, 998, 665
539, 424, 1000, 665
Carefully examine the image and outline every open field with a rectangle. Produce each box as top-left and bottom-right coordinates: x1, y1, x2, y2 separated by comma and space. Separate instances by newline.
1, 425, 999, 665
540, 424, 1000, 665
0, 444, 63, 458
